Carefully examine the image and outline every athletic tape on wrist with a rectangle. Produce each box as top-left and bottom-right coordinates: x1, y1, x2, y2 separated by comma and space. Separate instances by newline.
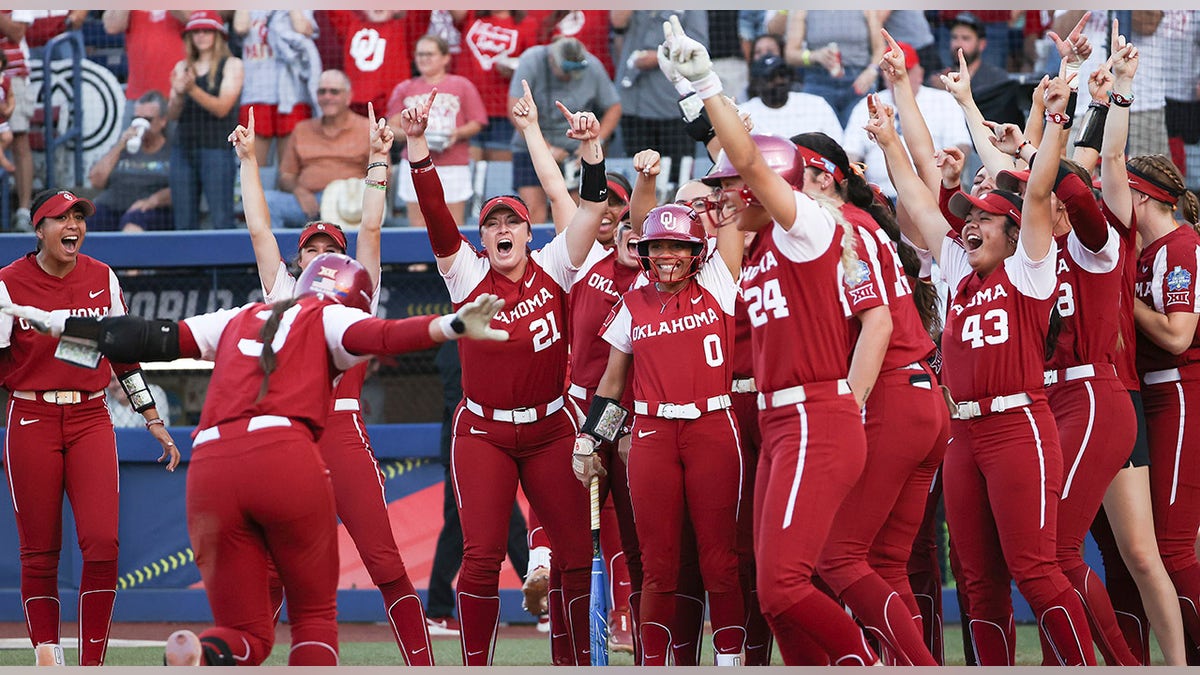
438, 314, 464, 341
690, 72, 723, 101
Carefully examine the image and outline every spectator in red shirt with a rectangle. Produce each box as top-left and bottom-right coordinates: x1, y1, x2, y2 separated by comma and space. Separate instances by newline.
456, 10, 538, 161
103, 11, 188, 128
327, 10, 412, 117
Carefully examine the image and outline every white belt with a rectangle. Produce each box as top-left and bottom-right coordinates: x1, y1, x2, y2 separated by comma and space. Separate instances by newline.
194, 415, 292, 448
634, 394, 731, 420
12, 390, 104, 405
333, 398, 360, 412
954, 393, 1033, 420
731, 378, 757, 394
757, 380, 852, 410
1043, 364, 1102, 387
1144, 368, 1181, 386
464, 396, 565, 425
567, 383, 590, 401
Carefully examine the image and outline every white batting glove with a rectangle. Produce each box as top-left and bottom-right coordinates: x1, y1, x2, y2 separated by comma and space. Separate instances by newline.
572, 435, 606, 486
657, 44, 694, 96
0, 303, 69, 337
663, 15, 721, 99
440, 293, 509, 342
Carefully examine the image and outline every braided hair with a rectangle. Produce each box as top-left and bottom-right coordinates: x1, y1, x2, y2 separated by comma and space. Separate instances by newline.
792, 132, 942, 336
255, 298, 300, 403
1128, 155, 1200, 231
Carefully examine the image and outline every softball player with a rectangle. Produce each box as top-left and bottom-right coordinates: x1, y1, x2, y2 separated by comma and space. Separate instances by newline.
784, 132, 945, 667
401, 92, 607, 666
989, 151, 1140, 665
0, 189, 179, 667
870, 78, 1096, 664
575, 202, 745, 666
662, 22, 878, 664
229, 107, 435, 665
6, 254, 508, 666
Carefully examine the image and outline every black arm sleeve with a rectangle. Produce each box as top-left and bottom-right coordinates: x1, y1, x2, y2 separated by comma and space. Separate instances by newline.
63, 315, 182, 363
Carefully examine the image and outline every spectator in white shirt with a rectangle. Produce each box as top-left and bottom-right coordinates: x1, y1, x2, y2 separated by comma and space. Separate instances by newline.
738, 55, 843, 143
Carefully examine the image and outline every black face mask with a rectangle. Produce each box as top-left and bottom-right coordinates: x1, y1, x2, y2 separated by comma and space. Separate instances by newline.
760, 82, 790, 108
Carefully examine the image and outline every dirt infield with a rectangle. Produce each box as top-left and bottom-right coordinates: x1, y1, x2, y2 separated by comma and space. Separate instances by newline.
0, 621, 544, 645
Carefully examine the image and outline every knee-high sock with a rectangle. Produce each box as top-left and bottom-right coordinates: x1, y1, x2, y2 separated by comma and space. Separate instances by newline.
840, 575, 937, 665
380, 577, 433, 666
456, 592, 500, 666
1038, 587, 1098, 666
78, 560, 117, 666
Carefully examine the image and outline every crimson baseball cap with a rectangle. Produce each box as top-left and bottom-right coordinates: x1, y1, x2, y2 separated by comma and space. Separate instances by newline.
996, 169, 1031, 194
298, 221, 347, 252
31, 189, 95, 225
948, 189, 1023, 226
479, 196, 531, 225
183, 10, 227, 36
889, 41, 920, 70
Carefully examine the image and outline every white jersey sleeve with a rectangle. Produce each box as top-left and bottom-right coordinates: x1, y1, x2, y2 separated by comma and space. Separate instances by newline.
1067, 227, 1121, 274
182, 306, 249, 361
442, 245, 492, 304
938, 236, 971, 292
771, 191, 838, 263
532, 229, 586, 291
576, 241, 612, 280
1004, 239, 1059, 300
106, 269, 127, 317
601, 301, 634, 354
0, 281, 13, 348
322, 303, 374, 371
263, 260, 297, 303
696, 252, 739, 314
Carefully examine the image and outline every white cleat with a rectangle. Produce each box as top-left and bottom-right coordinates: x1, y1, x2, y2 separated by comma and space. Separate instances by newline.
164, 629, 203, 666
35, 643, 64, 666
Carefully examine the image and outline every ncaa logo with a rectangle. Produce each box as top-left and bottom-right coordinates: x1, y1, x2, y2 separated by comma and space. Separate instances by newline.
660, 211, 678, 231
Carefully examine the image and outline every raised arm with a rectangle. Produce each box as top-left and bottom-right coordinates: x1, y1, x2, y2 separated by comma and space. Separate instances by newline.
1101, 20, 1137, 227
629, 149, 662, 238
228, 109, 285, 292
939, 47, 1016, 179
866, 97, 950, 261
511, 79, 576, 233
666, 16, 797, 228
878, 28, 940, 195
557, 102, 607, 267
358, 103, 390, 289
102, 10, 130, 34
400, 90, 464, 275
714, 209, 745, 281
1022, 75, 1072, 262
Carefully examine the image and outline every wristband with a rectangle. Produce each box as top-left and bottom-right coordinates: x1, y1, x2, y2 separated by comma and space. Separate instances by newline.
364, 178, 388, 191
367, 161, 389, 171
409, 155, 433, 170
673, 77, 695, 96
1074, 102, 1109, 153
801, 49, 812, 66
119, 368, 157, 413
579, 158, 608, 203
683, 106, 717, 144
1013, 139, 1033, 159
1109, 91, 1133, 108
1044, 111, 1070, 127
689, 71, 723, 101
145, 418, 165, 430
582, 395, 628, 443
1063, 90, 1078, 128
437, 314, 466, 340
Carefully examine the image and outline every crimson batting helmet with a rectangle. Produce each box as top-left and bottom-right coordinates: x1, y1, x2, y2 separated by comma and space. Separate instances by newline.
699, 134, 799, 228
295, 253, 373, 312
637, 204, 707, 282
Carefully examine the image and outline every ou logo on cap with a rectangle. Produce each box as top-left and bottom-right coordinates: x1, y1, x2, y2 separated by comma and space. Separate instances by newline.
660, 211, 678, 231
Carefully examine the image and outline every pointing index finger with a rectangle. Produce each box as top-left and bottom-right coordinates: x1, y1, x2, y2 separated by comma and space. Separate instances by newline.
522, 78, 532, 99
669, 14, 684, 41
368, 101, 376, 126
957, 47, 968, 73
1071, 11, 1091, 42
555, 100, 575, 122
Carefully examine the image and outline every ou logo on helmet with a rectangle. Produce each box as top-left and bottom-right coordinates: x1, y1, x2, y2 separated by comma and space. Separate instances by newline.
660, 211, 679, 231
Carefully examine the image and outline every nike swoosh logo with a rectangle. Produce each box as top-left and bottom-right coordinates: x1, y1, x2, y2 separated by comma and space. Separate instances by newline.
524, 274, 536, 288
636, 429, 656, 438
691, 295, 702, 304
88, 289, 104, 299
467, 649, 485, 657
469, 427, 488, 435
551, 632, 568, 639
618, 581, 631, 587
88, 638, 106, 644
19, 418, 38, 426
410, 647, 426, 655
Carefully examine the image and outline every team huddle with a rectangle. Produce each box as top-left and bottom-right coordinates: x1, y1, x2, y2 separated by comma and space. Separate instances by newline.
4, 10, 1200, 668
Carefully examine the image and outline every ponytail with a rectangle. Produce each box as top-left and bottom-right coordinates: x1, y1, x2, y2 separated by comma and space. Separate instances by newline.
256, 298, 300, 403
810, 193, 862, 285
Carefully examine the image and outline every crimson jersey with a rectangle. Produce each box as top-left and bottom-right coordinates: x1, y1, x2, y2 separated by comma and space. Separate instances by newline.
731, 296, 754, 379
327, 12, 412, 113
442, 232, 582, 409
843, 205, 935, 370
568, 247, 641, 390
0, 253, 131, 391
455, 12, 538, 117
183, 297, 380, 436
1134, 225, 1200, 373
940, 235, 1058, 401
602, 252, 738, 403
1044, 228, 1125, 373
740, 191, 854, 391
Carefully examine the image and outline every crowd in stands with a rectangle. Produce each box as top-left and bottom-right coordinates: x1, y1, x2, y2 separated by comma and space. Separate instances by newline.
0, 9, 1197, 231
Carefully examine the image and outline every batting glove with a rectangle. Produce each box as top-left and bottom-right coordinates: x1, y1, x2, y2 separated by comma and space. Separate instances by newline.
440, 293, 509, 342
663, 15, 721, 99
572, 435, 607, 486
657, 44, 694, 96
0, 303, 69, 337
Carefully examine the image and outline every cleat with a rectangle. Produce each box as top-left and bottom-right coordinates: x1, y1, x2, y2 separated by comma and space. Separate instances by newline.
425, 616, 461, 637
164, 629, 203, 666
522, 566, 550, 616
609, 607, 634, 654
537, 613, 550, 633
35, 643, 64, 666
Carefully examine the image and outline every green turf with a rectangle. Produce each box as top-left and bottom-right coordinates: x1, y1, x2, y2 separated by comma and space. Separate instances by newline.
0, 624, 1164, 666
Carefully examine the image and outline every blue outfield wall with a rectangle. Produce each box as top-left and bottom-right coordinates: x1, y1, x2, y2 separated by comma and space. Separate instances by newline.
0, 228, 1104, 625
